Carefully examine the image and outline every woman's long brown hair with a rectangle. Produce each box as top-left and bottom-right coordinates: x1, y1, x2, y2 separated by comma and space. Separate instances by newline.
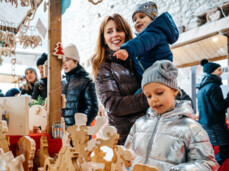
91, 13, 133, 79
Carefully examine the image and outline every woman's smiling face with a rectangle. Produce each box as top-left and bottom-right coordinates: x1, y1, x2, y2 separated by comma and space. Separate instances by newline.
104, 20, 126, 51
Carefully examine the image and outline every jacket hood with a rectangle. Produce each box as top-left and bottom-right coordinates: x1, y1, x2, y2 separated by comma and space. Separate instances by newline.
143, 12, 179, 44
196, 73, 222, 89
147, 100, 195, 120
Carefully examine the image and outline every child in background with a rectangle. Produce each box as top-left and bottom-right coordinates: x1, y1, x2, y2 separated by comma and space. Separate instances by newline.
124, 60, 219, 171
61, 43, 98, 128
114, 1, 179, 79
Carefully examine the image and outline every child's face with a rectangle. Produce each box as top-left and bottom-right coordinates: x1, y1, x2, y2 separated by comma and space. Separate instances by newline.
104, 20, 126, 51
143, 82, 178, 114
38, 65, 46, 78
63, 57, 78, 73
212, 67, 222, 77
133, 12, 152, 33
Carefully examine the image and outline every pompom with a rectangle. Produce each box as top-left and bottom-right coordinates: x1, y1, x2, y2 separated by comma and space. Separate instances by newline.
200, 59, 208, 66
158, 61, 178, 80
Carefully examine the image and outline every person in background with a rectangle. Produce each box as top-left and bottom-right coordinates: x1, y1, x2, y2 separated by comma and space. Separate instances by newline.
32, 53, 48, 100
91, 13, 149, 145
197, 58, 229, 165
5, 88, 20, 97
62, 43, 98, 128
20, 67, 38, 96
125, 60, 219, 170
0, 89, 4, 97
114, 1, 179, 79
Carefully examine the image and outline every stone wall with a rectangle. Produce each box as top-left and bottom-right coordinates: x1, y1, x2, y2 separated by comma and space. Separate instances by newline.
62, 0, 229, 65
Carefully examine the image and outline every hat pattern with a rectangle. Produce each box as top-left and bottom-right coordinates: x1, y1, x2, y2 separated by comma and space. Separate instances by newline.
132, 1, 158, 21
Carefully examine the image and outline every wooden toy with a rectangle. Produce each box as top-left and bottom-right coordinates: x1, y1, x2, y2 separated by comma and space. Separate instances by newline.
0, 97, 29, 136
0, 119, 9, 153
67, 114, 107, 165
53, 42, 64, 60
16, 136, 36, 171
0, 148, 25, 171
88, 125, 135, 171
132, 163, 159, 171
43, 146, 79, 171
29, 105, 47, 132
111, 146, 135, 171
36, 135, 50, 167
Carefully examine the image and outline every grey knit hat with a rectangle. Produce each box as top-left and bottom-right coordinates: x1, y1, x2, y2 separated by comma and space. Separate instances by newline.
132, 1, 158, 20
141, 60, 178, 90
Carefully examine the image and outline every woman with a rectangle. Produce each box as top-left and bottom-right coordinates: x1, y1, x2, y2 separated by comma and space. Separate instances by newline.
32, 53, 48, 100
91, 14, 149, 145
20, 67, 38, 96
197, 59, 229, 165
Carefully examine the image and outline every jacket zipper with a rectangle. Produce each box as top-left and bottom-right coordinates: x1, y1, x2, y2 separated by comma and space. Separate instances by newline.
144, 114, 161, 164
136, 56, 145, 72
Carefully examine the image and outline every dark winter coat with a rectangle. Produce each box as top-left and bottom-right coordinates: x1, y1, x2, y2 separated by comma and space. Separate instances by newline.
62, 64, 98, 128
120, 12, 179, 78
20, 83, 35, 96
32, 78, 47, 100
197, 73, 229, 146
96, 49, 149, 145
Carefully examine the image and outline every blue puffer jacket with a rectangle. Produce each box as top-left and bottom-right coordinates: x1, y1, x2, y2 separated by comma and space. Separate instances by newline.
120, 12, 179, 78
197, 74, 229, 146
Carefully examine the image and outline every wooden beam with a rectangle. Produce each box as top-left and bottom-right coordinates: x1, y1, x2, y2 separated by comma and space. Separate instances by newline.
171, 16, 229, 49
176, 55, 228, 68
47, 0, 62, 134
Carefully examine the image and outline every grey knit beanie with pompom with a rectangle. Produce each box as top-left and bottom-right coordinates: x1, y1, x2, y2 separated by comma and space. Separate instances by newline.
141, 60, 178, 90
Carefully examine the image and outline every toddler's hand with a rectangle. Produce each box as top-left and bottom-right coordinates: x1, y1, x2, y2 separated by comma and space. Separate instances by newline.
113, 49, 129, 61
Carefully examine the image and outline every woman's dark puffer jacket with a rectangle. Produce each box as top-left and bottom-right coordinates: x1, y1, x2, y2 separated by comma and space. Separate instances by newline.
32, 78, 47, 100
96, 49, 149, 145
20, 83, 35, 96
62, 64, 98, 128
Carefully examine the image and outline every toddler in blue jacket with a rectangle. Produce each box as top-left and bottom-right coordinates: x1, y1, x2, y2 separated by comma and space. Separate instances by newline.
114, 1, 179, 79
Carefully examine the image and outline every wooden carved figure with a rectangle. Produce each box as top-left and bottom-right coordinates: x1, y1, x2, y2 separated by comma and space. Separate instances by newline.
16, 136, 36, 171
132, 163, 159, 171
43, 146, 79, 171
89, 126, 119, 171
89, 126, 136, 171
0, 148, 25, 171
0, 119, 9, 153
67, 113, 107, 166
36, 135, 50, 167
111, 146, 135, 171
29, 105, 47, 132
53, 42, 64, 60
